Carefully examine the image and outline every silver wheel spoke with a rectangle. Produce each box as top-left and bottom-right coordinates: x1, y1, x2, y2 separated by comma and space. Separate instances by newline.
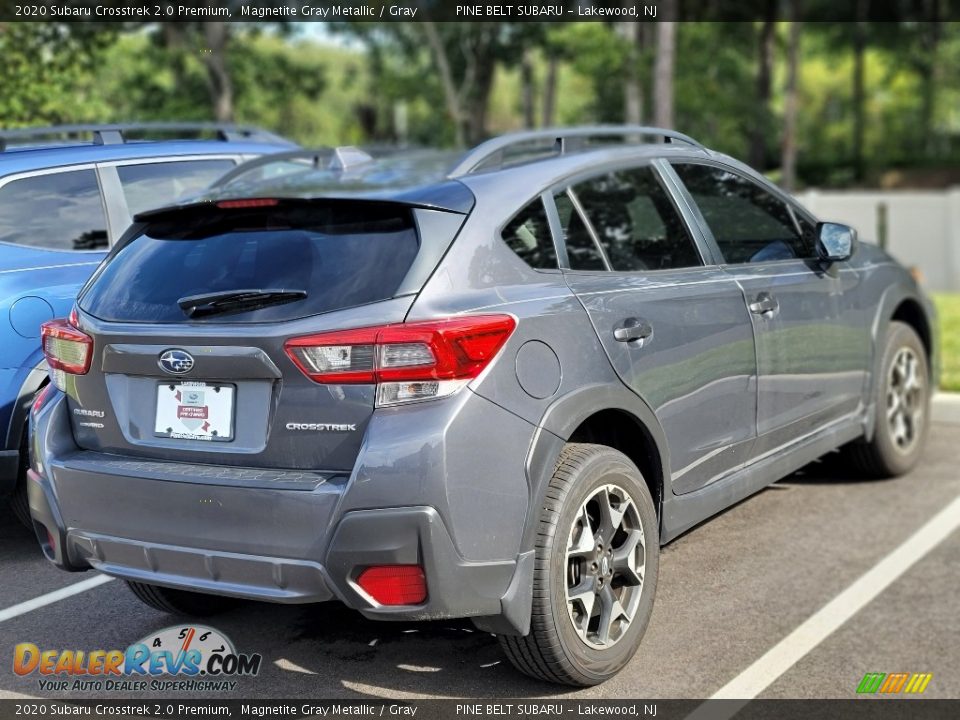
568, 576, 596, 621
568, 505, 596, 558
595, 585, 630, 646
598, 487, 627, 539
612, 529, 644, 586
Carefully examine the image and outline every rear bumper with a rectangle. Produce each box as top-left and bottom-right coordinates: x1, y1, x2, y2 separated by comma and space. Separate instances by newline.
29, 468, 515, 619
28, 390, 534, 631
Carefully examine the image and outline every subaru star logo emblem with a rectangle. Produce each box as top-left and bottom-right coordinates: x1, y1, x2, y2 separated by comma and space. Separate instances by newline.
158, 349, 194, 375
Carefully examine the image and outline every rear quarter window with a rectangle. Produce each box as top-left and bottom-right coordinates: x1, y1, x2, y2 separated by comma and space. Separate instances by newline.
501, 198, 557, 270
79, 202, 420, 323
0, 169, 108, 251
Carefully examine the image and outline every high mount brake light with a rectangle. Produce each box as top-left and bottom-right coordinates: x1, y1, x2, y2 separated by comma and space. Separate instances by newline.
215, 198, 280, 209
284, 315, 516, 407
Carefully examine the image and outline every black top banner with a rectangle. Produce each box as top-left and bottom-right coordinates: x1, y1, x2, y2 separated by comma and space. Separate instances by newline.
1, 0, 958, 23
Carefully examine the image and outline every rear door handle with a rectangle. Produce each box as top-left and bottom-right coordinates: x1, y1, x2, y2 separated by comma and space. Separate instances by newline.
749, 292, 779, 317
614, 318, 653, 345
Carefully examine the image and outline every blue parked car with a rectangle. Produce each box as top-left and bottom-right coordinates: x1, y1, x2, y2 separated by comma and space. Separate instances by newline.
0, 123, 294, 525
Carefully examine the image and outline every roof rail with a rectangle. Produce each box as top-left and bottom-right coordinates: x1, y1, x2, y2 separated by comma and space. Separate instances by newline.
210, 148, 333, 188
448, 125, 706, 178
0, 123, 291, 152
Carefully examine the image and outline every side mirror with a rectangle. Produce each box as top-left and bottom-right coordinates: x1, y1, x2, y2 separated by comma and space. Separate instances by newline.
816, 222, 857, 263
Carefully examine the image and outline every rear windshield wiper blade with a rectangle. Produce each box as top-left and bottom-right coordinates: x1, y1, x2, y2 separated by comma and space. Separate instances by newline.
177, 289, 307, 318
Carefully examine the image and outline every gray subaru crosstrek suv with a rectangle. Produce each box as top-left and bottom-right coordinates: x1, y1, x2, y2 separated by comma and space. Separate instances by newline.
29, 128, 937, 685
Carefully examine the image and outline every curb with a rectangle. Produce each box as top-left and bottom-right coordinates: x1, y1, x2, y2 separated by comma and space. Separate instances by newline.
932, 392, 960, 425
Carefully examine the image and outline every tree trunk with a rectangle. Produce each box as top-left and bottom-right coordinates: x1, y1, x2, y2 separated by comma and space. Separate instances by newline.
749, 4, 776, 170
542, 55, 559, 127
420, 20, 465, 147
852, 0, 868, 183
521, 48, 535, 129
653, 0, 677, 129
919, 4, 941, 157
465, 52, 496, 146
621, 21, 643, 124
202, 21, 233, 123
781, 7, 802, 191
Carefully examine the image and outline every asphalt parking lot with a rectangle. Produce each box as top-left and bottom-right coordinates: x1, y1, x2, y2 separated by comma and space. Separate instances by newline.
1, 420, 957, 702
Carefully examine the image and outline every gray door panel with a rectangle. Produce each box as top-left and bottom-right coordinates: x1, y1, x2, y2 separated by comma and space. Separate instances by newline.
564, 268, 758, 493
727, 261, 870, 455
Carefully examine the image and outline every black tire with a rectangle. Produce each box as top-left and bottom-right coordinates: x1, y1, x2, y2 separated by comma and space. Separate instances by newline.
844, 321, 930, 478
126, 581, 238, 616
499, 443, 659, 686
9, 432, 32, 529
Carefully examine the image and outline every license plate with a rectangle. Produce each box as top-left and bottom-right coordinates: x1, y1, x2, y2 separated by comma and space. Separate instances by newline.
154, 381, 235, 442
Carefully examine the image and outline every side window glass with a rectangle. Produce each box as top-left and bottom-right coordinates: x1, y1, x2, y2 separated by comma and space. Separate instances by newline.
572, 166, 702, 271
554, 192, 606, 271
501, 198, 557, 270
0, 169, 107, 250
117, 159, 236, 217
672, 163, 812, 264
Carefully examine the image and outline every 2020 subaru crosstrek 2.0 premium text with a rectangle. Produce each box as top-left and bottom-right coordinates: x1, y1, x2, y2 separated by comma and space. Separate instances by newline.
28, 128, 938, 685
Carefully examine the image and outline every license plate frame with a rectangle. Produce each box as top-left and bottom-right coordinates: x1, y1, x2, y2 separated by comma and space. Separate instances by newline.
154, 381, 236, 442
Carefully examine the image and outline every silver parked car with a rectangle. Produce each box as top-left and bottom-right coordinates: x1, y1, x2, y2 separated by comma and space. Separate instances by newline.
28, 127, 937, 685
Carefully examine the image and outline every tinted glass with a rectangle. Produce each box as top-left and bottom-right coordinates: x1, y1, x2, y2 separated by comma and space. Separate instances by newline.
80, 203, 419, 323
672, 163, 811, 264
501, 198, 557, 269
118, 160, 236, 216
554, 192, 606, 270
0, 169, 107, 250
573, 167, 701, 271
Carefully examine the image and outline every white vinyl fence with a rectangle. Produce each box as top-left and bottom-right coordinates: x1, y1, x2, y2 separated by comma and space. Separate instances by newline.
796, 187, 960, 292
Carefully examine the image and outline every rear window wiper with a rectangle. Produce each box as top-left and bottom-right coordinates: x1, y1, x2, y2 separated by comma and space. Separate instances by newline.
178, 289, 308, 318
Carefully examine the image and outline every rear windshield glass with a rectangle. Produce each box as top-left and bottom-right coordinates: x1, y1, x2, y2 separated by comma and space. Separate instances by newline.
79, 202, 419, 323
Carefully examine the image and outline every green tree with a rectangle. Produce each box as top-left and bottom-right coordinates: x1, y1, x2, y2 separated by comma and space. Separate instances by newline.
0, 23, 115, 126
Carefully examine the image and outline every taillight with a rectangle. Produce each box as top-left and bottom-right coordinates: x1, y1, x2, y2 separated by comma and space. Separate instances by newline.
41, 316, 93, 391
284, 315, 516, 407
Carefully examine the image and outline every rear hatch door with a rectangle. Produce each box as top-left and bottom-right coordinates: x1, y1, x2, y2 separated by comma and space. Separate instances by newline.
68, 198, 466, 471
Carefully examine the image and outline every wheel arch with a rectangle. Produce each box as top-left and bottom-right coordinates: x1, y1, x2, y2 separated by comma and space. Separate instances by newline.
524, 383, 671, 553
890, 297, 933, 375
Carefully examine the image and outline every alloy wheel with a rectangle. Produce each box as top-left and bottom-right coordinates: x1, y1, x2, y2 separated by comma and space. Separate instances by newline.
886, 346, 925, 454
565, 483, 645, 650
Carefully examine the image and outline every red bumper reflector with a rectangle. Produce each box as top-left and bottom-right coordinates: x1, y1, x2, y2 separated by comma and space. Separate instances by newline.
356, 565, 427, 606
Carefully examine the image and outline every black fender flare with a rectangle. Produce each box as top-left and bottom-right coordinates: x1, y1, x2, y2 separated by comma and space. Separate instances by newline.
864, 284, 934, 439
522, 382, 671, 553
477, 382, 670, 637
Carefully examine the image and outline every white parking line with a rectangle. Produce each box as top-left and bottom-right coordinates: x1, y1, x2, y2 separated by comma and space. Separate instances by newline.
688, 493, 960, 715
0, 575, 114, 623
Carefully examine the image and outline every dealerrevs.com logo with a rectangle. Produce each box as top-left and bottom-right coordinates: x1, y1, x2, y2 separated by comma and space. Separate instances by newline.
14, 625, 261, 692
